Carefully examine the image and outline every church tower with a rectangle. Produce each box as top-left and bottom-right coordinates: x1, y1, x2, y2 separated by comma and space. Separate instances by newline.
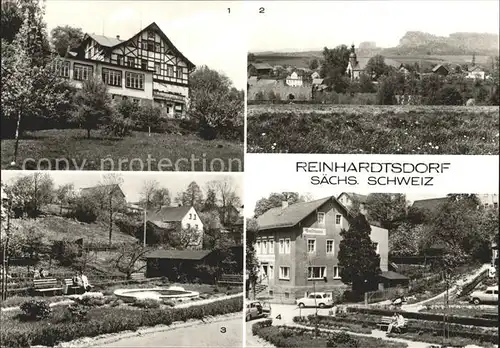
349, 44, 357, 67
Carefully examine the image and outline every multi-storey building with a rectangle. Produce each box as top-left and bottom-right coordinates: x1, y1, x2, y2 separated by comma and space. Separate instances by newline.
59, 22, 195, 118
254, 196, 388, 300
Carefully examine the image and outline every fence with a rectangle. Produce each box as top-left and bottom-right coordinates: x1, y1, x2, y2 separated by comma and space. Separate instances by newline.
457, 268, 490, 298
364, 286, 409, 305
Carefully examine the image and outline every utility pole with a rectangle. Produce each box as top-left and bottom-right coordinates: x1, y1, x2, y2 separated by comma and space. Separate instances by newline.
108, 191, 113, 246
143, 208, 147, 248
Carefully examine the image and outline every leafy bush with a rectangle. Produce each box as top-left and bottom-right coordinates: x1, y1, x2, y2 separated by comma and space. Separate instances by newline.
68, 195, 98, 223
326, 332, 359, 348
66, 303, 89, 321
102, 112, 134, 137
20, 300, 52, 321
436, 86, 463, 105
133, 298, 160, 309
133, 103, 163, 133
74, 296, 106, 307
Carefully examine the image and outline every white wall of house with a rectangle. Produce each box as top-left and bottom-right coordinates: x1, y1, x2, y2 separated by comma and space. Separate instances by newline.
180, 207, 204, 232
286, 72, 303, 87
65, 58, 154, 100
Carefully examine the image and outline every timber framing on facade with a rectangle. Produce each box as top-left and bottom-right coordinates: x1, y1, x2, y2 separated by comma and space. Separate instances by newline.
60, 22, 195, 118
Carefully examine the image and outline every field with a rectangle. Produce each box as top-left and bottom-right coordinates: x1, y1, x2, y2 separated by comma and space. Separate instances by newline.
1, 129, 243, 171
247, 104, 499, 154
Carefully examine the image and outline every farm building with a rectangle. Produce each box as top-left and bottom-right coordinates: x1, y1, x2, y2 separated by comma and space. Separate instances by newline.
248, 62, 273, 76
432, 64, 449, 76
466, 65, 486, 80
56, 22, 195, 118
248, 79, 313, 101
285, 71, 303, 87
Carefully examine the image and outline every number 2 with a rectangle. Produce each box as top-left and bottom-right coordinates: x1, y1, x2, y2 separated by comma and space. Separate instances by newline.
259, 7, 265, 14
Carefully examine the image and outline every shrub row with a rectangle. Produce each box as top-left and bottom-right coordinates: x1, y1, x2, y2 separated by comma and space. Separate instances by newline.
305, 313, 498, 345
347, 306, 498, 327
1, 296, 243, 347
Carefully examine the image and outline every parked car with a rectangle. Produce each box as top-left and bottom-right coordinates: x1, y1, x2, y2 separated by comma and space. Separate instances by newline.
296, 292, 333, 308
469, 286, 498, 305
245, 300, 271, 321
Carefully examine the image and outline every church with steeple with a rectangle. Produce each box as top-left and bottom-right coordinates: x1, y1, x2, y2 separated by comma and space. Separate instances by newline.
345, 44, 364, 80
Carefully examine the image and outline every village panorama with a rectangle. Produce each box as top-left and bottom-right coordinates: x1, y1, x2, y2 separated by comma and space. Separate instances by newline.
0, 171, 244, 347
1, 0, 244, 171
245, 191, 499, 348
246, 1, 499, 155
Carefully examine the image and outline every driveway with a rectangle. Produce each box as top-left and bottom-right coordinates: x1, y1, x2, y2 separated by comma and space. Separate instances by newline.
98, 315, 243, 347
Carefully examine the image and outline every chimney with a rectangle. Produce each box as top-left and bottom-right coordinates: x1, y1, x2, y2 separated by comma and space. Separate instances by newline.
282, 201, 288, 209
116, 35, 120, 40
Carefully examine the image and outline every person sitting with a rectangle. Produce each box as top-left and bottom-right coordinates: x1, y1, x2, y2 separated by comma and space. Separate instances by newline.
387, 313, 405, 334
80, 271, 91, 292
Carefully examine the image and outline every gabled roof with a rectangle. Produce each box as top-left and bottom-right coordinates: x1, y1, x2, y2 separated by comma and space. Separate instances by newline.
249, 62, 273, 70
80, 184, 125, 198
82, 22, 195, 70
147, 206, 192, 222
468, 65, 484, 72
257, 196, 351, 231
339, 192, 368, 204
146, 249, 212, 260
432, 64, 449, 73
412, 197, 448, 211
86, 33, 123, 47
312, 78, 324, 85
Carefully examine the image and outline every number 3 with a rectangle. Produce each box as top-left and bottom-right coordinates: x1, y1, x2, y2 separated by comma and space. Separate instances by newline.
220, 327, 226, 333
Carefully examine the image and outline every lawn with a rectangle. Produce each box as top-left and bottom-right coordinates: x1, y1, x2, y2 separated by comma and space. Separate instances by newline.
247, 104, 499, 154
1, 129, 243, 171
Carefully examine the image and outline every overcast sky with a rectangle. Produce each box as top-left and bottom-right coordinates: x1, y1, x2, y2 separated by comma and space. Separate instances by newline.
246, 0, 500, 52
2, 171, 243, 204
44, 1, 246, 89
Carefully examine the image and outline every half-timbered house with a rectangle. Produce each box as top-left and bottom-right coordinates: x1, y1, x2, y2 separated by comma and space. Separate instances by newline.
59, 22, 195, 118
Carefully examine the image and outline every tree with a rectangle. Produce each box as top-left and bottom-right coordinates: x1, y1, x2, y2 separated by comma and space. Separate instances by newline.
170, 226, 203, 249
151, 188, 171, 209
320, 45, 350, 82
55, 183, 74, 214
203, 188, 218, 211
111, 242, 149, 279
189, 65, 244, 140
365, 55, 390, 80
338, 214, 381, 294
206, 178, 241, 224
246, 218, 260, 299
140, 180, 159, 210
7, 173, 54, 217
70, 194, 98, 223
376, 76, 397, 105
50, 25, 84, 57
420, 74, 443, 105
178, 181, 204, 210
359, 73, 375, 93
96, 174, 125, 245
1, 0, 23, 43
254, 192, 308, 217
365, 193, 407, 231
389, 223, 424, 256
309, 58, 319, 70
435, 86, 463, 105
72, 77, 113, 139
247, 53, 256, 62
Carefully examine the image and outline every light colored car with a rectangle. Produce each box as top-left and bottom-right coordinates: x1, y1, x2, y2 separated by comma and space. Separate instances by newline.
245, 300, 271, 321
296, 292, 333, 308
469, 286, 498, 305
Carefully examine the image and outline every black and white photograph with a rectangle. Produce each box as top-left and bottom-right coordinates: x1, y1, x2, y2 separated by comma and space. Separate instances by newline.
1, 171, 244, 347
245, 191, 499, 348
246, 1, 499, 155
1, 0, 245, 171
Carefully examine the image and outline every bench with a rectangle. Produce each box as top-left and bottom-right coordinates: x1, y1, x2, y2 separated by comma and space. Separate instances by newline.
217, 274, 244, 286
130, 272, 146, 281
33, 278, 63, 295
63, 278, 82, 295
377, 316, 408, 333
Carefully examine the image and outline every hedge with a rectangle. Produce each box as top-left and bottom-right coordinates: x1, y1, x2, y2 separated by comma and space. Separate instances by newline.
347, 306, 498, 328
1, 296, 243, 347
